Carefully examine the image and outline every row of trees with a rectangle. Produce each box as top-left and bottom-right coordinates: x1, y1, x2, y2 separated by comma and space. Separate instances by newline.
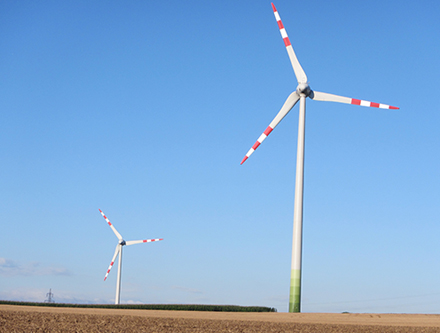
0, 300, 276, 312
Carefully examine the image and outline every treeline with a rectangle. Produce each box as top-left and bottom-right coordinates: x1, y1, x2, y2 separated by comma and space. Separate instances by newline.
0, 300, 276, 312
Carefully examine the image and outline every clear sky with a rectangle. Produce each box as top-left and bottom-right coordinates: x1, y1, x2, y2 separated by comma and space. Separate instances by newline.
1, 0, 439, 313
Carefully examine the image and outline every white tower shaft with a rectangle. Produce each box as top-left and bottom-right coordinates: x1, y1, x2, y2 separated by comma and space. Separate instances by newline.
115, 244, 123, 305
290, 95, 306, 312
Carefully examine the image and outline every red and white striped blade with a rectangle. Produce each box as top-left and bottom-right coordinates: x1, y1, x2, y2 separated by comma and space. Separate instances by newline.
104, 244, 120, 281
125, 238, 163, 246
271, 3, 307, 84
99, 209, 123, 241
241, 92, 300, 164
310, 91, 399, 110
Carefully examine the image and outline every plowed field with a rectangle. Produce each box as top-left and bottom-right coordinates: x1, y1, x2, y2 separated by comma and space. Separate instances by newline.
1, 305, 440, 332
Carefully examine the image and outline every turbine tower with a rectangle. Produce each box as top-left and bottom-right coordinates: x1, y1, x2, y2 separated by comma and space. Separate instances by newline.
241, 3, 398, 313
99, 209, 163, 305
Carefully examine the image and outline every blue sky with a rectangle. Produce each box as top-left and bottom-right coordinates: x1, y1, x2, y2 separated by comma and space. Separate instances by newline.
1, 0, 439, 313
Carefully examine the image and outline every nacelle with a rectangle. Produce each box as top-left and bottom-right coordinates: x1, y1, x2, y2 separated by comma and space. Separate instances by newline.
296, 83, 311, 96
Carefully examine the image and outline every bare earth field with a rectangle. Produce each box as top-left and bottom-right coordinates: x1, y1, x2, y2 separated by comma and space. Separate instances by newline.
1, 305, 440, 332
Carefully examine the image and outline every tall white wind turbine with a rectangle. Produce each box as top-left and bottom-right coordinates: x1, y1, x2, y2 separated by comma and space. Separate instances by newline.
99, 209, 163, 305
241, 3, 399, 313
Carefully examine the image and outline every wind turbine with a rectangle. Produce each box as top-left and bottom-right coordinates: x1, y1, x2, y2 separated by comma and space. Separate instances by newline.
240, 3, 399, 313
99, 209, 163, 305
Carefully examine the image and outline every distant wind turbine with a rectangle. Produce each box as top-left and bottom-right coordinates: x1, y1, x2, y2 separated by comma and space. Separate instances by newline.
99, 209, 163, 305
241, 3, 399, 313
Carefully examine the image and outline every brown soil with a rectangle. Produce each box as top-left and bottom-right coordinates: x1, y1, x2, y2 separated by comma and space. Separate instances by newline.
1, 305, 439, 332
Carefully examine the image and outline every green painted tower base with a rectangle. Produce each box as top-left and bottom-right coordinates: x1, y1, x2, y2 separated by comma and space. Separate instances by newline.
289, 269, 301, 312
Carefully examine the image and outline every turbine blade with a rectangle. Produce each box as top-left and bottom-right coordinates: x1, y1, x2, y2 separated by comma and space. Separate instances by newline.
104, 245, 120, 281
125, 238, 163, 246
310, 91, 399, 110
99, 209, 123, 241
271, 3, 307, 84
241, 92, 300, 164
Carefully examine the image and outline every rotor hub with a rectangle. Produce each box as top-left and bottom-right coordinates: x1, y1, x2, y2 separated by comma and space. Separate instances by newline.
120, 240, 126, 246
296, 83, 311, 96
